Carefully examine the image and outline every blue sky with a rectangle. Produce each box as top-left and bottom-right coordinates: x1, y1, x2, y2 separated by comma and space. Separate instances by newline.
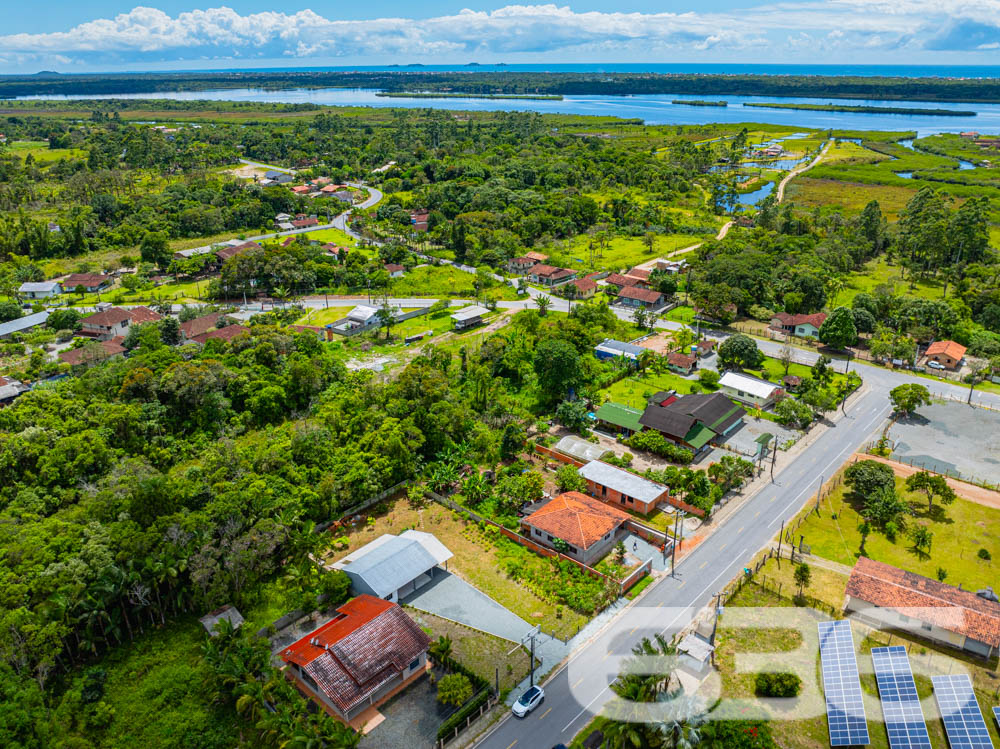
2, 1, 1000, 74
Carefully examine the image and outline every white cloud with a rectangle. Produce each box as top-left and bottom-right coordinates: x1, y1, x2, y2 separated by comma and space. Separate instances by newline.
1, 1, 998, 67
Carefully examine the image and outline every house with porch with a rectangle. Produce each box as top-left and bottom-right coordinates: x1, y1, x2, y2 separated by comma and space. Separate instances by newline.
639, 392, 745, 454
718, 371, 783, 409
81, 306, 161, 341
769, 312, 826, 339
281, 596, 431, 724
507, 256, 538, 274
529, 265, 576, 286
666, 351, 697, 375
18, 281, 62, 299
845, 557, 1000, 660
924, 340, 966, 370
593, 401, 644, 437
521, 492, 631, 566
616, 286, 665, 309
63, 273, 112, 293
567, 277, 597, 299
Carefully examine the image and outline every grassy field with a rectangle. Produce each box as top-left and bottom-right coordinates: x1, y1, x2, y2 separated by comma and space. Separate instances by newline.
599, 370, 700, 408
299, 227, 361, 247
406, 609, 532, 692
546, 232, 712, 273
823, 141, 891, 165
843, 257, 944, 305
321, 500, 587, 639
7, 139, 87, 163
784, 177, 918, 220
792, 475, 999, 592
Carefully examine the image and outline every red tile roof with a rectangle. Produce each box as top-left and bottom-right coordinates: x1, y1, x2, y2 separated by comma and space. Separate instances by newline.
770, 312, 827, 329
626, 268, 651, 281
384, 264, 405, 273
524, 491, 630, 550
605, 273, 639, 288
618, 286, 664, 304
63, 273, 111, 289
847, 557, 1000, 647
291, 218, 319, 228
925, 340, 967, 361
191, 324, 250, 344
281, 596, 430, 715
524, 251, 549, 262
59, 338, 126, 365
83, 306, 161, 329
215, 241, 259, 262
571, 278, 597, 293
127, 306, 162, 325
180, 313, 229, 340
531, 264, 573, 280
667, 352, 697, 369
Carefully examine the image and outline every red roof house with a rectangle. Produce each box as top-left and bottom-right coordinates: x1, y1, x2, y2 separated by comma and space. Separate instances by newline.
617, 286, 665, 309
81, 306, 161, 340
190, 324, 250, 345
59, 337, 126, 367
281, 596, 430, 721
568, 277, 598, 299
924, 340, 967, 370
521, 491, 630, 566
769, 312, 826, 338
605, 273, 639, 289
666, 351, 697, 374
846, 557, 1000, 658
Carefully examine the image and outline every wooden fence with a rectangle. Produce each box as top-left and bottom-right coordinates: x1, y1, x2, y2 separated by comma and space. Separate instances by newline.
716, 546, 841, 618
782, 472, 844, 547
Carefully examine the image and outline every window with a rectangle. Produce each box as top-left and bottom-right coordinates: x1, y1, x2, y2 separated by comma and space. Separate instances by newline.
922, 622, 932, 632
534, 528, 541, 537
408, 658, 420, 671
547, 534, 554, 542
567, 546, 577, 554
601, 485, 607, 496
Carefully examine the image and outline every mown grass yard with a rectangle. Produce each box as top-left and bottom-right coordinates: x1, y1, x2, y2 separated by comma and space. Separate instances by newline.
546, 232, 713, 273
843, 257, 944, 305
791, 475, 1000, 592
406, 609, 533, 693
598, 370, 699, 408
322, 500, 587, 639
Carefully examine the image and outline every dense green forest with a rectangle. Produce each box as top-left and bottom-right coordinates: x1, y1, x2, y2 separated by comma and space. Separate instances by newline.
5, 71, 1000, 102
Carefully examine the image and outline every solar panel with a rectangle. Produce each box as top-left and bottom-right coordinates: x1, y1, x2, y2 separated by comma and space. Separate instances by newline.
993, 705, 1000, 730
818, 620, 871, 746
871, 646, 931, 749
932, 674, 992, 749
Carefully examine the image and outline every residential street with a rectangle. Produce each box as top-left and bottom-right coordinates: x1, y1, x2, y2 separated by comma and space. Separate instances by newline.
474, 386, 894, 749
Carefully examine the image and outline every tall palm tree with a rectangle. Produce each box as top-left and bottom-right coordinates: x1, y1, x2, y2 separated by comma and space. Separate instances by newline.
535, 295, 552, 316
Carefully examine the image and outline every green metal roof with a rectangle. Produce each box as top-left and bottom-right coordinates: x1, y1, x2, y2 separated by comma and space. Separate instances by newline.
594, 401, 643, 433
682, 423, 715, 450
707, 404, 743, 432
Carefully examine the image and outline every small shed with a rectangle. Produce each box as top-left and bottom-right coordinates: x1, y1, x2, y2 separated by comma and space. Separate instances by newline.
451, 305, 490, 331
677, 631, 714, 674
199, 605, 244, 636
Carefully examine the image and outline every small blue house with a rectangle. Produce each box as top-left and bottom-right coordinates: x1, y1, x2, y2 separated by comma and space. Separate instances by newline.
594, 338, 645, 364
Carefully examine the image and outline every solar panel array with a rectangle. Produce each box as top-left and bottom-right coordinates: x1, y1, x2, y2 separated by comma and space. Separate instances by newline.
870, 646, 931, 749
993, 706, 1000, 732
932, 674, 992, 749
818, 620, 871, 746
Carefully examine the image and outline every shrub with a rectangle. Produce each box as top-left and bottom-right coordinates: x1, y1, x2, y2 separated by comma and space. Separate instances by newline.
698, 369, 720, 388
437, 674, 474, 708
624, 431, 693, 464
755, 672, 802, 698
979, 548, 992, 561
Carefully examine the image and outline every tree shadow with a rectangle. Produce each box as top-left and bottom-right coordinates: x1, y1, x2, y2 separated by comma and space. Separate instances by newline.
895, 413, 930, 427
907, 546, 931, 562
909, 502, 953, 525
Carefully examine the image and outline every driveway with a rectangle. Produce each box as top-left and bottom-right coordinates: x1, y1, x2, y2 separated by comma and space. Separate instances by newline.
358, 671, 440, 749
401, 571, 532, 643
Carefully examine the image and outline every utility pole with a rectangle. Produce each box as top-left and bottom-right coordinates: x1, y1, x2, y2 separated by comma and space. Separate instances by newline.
770, 438, 778, 482
776, 519, 785, 568
710, 592, 723, 646
521, 627, 539, 687
671, 509, 682, 578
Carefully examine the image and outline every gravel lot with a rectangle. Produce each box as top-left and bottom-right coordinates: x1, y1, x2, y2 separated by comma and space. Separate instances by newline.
888, 401, 1000, 483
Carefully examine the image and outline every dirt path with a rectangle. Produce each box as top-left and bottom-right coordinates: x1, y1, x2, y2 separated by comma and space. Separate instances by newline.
776, 140, 831, 202
856, 453, 1000, 510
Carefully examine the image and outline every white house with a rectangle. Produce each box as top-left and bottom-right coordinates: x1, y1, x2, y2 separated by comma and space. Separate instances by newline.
718, 371, 783, 409
18, 281, 62, 299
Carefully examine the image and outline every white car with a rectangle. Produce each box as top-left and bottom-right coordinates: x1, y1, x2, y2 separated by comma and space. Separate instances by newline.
927, 360, 946, 370
511, 685, 544, 717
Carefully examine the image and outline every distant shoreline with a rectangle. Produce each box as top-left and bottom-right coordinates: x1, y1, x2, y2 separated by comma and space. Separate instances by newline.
744, 102, 976, 116
375, 92, 562, 101
672, 100, 727, 107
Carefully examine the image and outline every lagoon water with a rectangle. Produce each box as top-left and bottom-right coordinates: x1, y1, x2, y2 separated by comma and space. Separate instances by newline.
16, 88, 1000, 136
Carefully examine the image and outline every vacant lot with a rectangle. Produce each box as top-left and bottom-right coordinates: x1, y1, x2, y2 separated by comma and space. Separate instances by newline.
784, 177, 917, 220
791, 474, 999, 592
322, 500, 587, 639
888, 401, 1000, 484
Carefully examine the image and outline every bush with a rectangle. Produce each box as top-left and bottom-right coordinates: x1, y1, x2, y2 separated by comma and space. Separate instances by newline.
555, 464, 586, 493
979, 548, 992, 561
437, 673, 474, 708
624, 431, 693, 464
698, 369, 720, 388
754, 672, 802, 698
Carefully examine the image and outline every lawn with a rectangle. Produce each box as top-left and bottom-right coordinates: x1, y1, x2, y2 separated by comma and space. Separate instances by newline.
843, 257, 943, 305
663, 305, 696, 324
792, 475, 1000, 592
8, 139, 87, 164
406, 609, 533, 693
822, 141, 891, 166
545, 232, 714, 273
598, 370, 699, 408
299, 227, 361, 248
321, 500, 588, 639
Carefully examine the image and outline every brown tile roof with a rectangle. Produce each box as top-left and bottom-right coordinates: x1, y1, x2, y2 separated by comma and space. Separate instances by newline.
291, 218, 319, 228
696, 339, 716, 351
215, 241, 260, 262
571, 278, 597, 293
524, 491, 630, 550
605, 273, 638, 288
626, 268, 651, 281
524, 251, 549, 261
531, 264, 573, 280
83, 306, 161, 329
846, 557, 1000, 647
384, 264, 405, 273
127, 306, 162, 324
667, 352, 697, 369
180, 313, 229, 340
770, 312, 827, 329
925, 340, 967, 360
618, 286, 663, 304
281, 596, 429, 715
509, 256, 537, 266
59, 338, 126, 365
191, 324, 250, 344
63, 273, 111, 289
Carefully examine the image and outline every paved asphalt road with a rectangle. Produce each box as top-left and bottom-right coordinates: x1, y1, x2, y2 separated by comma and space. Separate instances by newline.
475, 386, 895, 749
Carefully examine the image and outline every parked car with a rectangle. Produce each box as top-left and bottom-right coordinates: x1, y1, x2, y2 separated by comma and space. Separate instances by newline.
927, 360, 946, 370
512, 685, 544, 717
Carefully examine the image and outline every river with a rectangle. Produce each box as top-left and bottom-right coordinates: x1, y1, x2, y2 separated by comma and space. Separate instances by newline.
12, 88, 1000, 136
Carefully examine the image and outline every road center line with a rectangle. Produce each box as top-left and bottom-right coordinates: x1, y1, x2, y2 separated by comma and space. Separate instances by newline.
539, 708, 552, 720
562, 686, 609, 733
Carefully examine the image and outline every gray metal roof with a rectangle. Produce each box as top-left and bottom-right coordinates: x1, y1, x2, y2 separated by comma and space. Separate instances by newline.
332, 534, 448, 598
578, 460, 668, 504
18, 281, 61, 292
595, 338, 645, 358
451, 305, 489, 322
0, 310, 50, 338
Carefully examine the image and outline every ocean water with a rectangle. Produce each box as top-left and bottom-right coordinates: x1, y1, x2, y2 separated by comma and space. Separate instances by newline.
18, 88, 1000, 135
